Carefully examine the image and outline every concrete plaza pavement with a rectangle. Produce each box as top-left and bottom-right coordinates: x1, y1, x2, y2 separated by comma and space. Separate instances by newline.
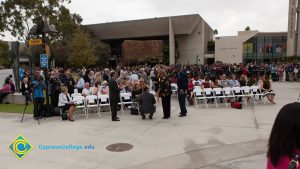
0, 82, 299, 169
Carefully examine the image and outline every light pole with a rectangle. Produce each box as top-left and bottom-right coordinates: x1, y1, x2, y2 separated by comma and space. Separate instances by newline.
29, 20, 57, 116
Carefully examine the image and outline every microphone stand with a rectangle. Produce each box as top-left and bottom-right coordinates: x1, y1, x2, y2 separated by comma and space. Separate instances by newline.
288, 154, 300, 169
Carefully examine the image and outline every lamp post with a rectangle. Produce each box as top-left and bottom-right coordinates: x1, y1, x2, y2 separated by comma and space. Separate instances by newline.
29, 20, 57, 116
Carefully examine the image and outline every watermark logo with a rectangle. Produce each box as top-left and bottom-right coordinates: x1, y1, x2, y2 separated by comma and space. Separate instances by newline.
8, 134, 33, 160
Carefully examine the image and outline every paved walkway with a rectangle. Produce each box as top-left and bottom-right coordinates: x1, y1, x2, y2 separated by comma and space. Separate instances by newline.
0, 82, 299, 169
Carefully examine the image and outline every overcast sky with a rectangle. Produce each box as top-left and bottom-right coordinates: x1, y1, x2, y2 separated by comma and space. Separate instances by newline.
1, 0, 289, 40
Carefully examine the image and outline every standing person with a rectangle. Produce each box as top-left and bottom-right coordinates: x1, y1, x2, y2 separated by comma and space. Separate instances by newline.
32, 75, 46, 119
267, 102, 300, 169
108, 71, 122, 121
175, 64, 188, 117
157, 70, 172, 119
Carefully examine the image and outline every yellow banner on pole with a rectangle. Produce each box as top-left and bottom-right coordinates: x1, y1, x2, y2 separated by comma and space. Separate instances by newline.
29, 39, 42, 46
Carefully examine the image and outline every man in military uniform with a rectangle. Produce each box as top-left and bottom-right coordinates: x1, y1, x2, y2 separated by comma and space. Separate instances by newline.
175, 64, 188, 117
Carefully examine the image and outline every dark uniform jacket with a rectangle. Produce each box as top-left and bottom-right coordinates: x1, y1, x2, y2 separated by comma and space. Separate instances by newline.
177, 70, 188, 92
108, 78, 120, 101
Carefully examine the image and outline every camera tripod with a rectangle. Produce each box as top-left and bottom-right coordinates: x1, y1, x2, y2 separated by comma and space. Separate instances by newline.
21, 87, 46, 125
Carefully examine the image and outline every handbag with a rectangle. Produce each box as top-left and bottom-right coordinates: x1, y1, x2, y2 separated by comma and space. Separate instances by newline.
130, 108, 139, 115
231, 101, 242, 109
61, 109, 68, 120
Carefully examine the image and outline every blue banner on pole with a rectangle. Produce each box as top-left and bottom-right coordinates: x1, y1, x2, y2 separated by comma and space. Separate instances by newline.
40, 54, 48, 68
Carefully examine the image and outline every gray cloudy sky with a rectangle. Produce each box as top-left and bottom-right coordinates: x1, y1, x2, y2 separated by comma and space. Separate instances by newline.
66, 0, 289, 36
0, 0, 289, 40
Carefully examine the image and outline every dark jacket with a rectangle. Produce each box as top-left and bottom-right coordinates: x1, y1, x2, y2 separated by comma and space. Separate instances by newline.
20, 83, 32, 94
108, 78, 120, 102
177, 70, 188, 91
138, 92, 156, 114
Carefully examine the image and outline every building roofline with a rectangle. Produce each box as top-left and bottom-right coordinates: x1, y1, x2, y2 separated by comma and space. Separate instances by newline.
84, 14, 201, 26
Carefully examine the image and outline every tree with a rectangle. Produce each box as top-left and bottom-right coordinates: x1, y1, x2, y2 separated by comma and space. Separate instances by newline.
245, 26, 251, 31
51, 40, 69, 66
0, 41, 10, 68
68, 28, 97, 67
93, 39, 111, 67
0, 0, 81, 41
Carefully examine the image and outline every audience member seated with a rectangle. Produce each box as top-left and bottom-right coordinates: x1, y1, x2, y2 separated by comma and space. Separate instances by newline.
82, 82, 93, 96
0, 83, 12, 104
211, 77, 219, 88
201, 77, 212, 89
192, 75, 202, 86
124, 80, 132, 93
58, 86, 76, 121
239, 75, 247, 87
100, 81, 109, 94
219, 74, 230, 88
20, 77, 32, 104
132, 81, 142, 100
229, 75, 240, 87
260, 75, 276, 104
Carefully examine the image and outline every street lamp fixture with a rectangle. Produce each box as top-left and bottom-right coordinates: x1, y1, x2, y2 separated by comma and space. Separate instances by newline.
29, 20, 57, 117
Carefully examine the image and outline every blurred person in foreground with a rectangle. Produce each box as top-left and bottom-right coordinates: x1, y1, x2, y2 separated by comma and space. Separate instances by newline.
267, 102, 300, 169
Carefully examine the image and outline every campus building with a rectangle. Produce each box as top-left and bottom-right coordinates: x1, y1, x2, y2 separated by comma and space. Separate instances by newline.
287, 0, 300, 56
215, 31, 287, 64
84, 14, 214, 66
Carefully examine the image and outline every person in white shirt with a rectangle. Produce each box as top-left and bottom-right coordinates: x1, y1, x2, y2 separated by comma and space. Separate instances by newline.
82, 82, 92, 96
130, 71, 139, 81
58, 86, 75, 121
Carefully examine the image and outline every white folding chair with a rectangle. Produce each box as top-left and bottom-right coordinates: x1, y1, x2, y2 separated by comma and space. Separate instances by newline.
171, 83, 178, 97
193, 88, 206, 108
203, 88, 217, 108
97, 94, 110, 116
250, 86, 265, 105
213, 87, 226, 107
71, 93, 82, 98
222, 87, 235, 107
241, 86, 253, 106
86, 95, 98, 118
231, 87, 245, 103
120, 93, 133, 115
72, 96, 87, 119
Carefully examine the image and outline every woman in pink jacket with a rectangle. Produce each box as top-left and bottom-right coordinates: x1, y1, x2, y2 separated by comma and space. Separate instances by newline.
267, 102, 300, 169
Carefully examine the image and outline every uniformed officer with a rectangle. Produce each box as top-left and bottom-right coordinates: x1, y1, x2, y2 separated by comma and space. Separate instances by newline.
157, 70, 172, 119
175, 64, 188, 117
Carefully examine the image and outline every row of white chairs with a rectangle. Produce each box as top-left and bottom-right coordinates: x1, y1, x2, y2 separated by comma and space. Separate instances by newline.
70, 92, 134, 119
192, 86, 265, 108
